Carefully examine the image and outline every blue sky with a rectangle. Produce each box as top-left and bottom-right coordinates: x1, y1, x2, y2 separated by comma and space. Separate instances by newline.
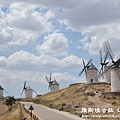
0, 0, 120, 98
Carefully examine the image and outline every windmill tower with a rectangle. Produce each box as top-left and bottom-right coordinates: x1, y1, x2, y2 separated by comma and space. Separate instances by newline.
0, 86, 4, 98
0, 85, 10, 98
21, 81, 38, 98
25, 86, 33, 98
87, 63, 99, 83
45, 73, 59, 92
79, 58, 99, 83
103, 40, 120, 91
50, 79, 59, 92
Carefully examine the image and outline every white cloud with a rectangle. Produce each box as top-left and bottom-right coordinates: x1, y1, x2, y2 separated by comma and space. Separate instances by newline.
80, 23, 120, 55
7, 3, 53, 33
56, 0, 120, 30
0, 26, 37, 51
0, 50, 83, 85
0, 3, 54, 51
36, 32, 69, 57
52, 72, 81, 84
61, 55, 82, 70
6, 50, 82, 71
0, 56, 7, 68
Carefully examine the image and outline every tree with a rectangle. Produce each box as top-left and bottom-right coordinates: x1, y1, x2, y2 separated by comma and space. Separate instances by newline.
5, 96, 16, 110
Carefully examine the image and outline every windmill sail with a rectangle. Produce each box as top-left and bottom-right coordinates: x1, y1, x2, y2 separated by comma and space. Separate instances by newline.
79, 58, 92, 77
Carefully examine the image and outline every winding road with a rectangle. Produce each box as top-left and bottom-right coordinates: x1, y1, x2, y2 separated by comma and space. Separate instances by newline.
20, 102, 86, 120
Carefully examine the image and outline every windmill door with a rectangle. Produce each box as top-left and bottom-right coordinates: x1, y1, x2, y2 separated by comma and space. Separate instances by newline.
90, 79, 93, 83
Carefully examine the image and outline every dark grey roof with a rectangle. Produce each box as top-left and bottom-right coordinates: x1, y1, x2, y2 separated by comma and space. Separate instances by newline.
0, 86, 4, 90
88, 63, 97, 70
52, 80, 59, 85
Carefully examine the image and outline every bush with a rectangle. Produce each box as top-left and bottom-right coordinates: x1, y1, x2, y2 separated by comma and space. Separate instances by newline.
61, 103, 66, 107
5, 96, 16, 110
59, 107, 64, 111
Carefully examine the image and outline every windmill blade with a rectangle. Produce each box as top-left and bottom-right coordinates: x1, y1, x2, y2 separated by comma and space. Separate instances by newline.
32, 89, 38, 95
86, 58, 92, 67
79, 67, 86, 76
82, 59, 87, 76
48, 84, 50, 89
21, 89, 24, 95
98, 69, 104, 79
4, 89, 10, 96
103, 40, 114, 61
79, 58, 92, 76
45, 76, 49, 82
84, 68, 87, 77
21, 81, 27, 95
24, 81, 27, 89
102, 64, 114, 76
97, 65, 113, 81
99, 50, 103, 64
114, 58, 120, 67
116, 54, 120, 60
99, 50, 106, 75
103, 51, 109, 64
99, 66, 103, 75
82, 59, 86, 67
50, 73, 52, 81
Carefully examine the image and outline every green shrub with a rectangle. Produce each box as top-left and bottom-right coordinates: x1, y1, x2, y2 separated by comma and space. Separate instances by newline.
59, 107, 64, 111
61, 103, 66, 106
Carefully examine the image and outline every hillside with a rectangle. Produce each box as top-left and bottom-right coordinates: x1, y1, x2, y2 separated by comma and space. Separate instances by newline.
31, 82, 120, 120
0, 98, 32, 120
0, 99, 20, 120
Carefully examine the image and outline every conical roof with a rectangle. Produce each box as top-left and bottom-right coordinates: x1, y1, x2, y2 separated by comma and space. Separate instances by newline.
52, 79, 59, 85
0, 86, 4, 90
88, 63, 97, 70
26, 86, 32, 90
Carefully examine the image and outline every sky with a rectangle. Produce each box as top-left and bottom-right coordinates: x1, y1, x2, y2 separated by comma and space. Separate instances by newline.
0, 0, 120, 98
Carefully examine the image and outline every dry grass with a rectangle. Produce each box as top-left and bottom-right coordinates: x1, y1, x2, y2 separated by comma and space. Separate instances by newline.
0, 99, 8, 115
0, 100, 20, 120
22, 82, 120, 119
100, 94, 120, 105
20, 104, 31, 120
0, 99, 32, 120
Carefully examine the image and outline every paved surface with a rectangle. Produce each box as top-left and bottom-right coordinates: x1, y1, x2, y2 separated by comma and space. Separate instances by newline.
20, 102, 86, 120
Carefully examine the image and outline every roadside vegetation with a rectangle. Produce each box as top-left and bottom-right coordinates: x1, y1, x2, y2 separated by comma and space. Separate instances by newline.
0, 98, 20, 120
0, 97, 31, 120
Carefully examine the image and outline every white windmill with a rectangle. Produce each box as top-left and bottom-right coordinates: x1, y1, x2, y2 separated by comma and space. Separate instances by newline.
102, 40, 120, 91
45, 73, 59, 92
21, 81, 38, 98
79, 58, 99, 83
0, 85, 10, 98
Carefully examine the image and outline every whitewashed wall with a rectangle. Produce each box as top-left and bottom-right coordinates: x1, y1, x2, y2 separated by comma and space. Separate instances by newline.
25, 89, 33, 98
50, 84, 59, 92
0, 90, 3, 98
111, 67, 120, 91
104, 66, 111, 83
87, 69, 98, 83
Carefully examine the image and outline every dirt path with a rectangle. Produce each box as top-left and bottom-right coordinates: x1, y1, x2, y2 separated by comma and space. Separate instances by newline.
88, 92, 113, 108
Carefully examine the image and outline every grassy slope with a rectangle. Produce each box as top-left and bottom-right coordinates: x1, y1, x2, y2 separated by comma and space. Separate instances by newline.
31, 82, 120, 119
0, 99, 32, 120
0, 100, 20, 120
